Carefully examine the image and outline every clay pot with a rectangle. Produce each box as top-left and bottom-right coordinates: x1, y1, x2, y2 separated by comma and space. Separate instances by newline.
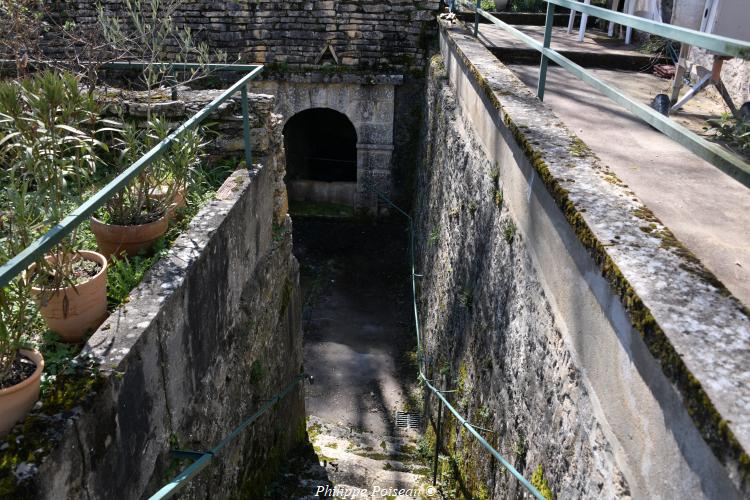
170, 188, 187, 214
90, 212, 169, 260
494, 0, 509, 10
0, 350, 44, 437
31, 251, 108, 343
152, 185, 187, 220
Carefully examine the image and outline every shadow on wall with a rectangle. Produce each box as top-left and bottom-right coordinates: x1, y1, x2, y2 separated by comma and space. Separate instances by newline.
283, 108, 358, 206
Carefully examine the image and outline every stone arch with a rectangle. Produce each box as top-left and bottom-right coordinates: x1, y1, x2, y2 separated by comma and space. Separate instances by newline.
257, 81, 397, 211
283, 108, 357, 182
283, 108, 359, 207
278, 97, 365, 150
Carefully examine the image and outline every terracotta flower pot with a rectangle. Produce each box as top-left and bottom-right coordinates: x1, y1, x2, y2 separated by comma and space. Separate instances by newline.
90, 213, 169, 260
170, 188, 187, 215
31, 250, 108, 343
152, 185, 187, 220
0, 349, 44, 437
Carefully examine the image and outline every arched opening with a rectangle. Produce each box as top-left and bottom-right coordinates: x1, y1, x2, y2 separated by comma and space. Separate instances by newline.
283, 108, 358, 206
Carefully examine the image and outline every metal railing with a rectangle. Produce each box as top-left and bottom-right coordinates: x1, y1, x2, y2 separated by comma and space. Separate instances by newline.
0, 63, 263, 287
150, 372, 309, 499
375, 191, 546, 500
458, 0, 750, 188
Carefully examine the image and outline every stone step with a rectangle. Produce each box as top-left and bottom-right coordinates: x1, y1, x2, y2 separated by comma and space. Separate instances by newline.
306, 416, 432, 498
267, 416, 435, 499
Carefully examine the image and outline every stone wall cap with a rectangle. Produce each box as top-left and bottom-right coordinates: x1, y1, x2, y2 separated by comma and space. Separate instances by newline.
260, 71, 404, 86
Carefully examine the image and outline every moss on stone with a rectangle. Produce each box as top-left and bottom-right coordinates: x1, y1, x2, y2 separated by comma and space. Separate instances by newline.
307, 421, 323, 443
0, 363, 104, 498
569, 137, 590, 157
531, 464, 554, 499
431, 54, 449, 86
489, 165, 504, 209
289, 201, 355, 218
278, 276, 294, 320
249, 360, 265, 384
232, 438, 286, 500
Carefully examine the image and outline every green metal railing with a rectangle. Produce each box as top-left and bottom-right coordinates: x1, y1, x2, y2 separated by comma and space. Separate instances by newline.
0, 63, 263, 287
459, 0, 750, 188
375, 191, 546, 500
150, 372, 309, 499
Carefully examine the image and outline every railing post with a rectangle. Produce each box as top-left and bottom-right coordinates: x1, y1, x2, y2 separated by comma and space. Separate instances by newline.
241, 85, 252, 169
474, 0, 480, 37
168, 67, 178, 101
537, 1, 556, 100
432, 402, 443, 486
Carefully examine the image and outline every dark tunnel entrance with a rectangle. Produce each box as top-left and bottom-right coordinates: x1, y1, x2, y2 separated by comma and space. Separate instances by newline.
283, 108, 358, 207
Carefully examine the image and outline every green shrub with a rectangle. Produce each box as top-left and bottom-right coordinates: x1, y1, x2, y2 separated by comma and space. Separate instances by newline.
510, 0, 546, 12
705, 113, 750, 156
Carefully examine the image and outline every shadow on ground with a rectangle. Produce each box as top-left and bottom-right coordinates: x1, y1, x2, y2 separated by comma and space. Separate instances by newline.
293, 215, 418, 437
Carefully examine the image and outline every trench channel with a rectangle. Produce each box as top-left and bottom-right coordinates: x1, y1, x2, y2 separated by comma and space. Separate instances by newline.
264, 214, 432, 497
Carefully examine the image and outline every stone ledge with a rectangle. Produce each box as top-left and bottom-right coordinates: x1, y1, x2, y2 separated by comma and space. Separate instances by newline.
84, 168, 256, 372
259, 69, 406, 85
439, 20, 750, 493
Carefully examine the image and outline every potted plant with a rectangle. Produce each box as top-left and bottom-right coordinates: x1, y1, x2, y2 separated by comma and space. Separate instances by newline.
0, 222, 44, 436
90, 117, 204, 258
27, 251, 108, 342
0, 303, 44, 436
0, 71, 111, 343
161, 126, 206, 220
0, 74, 44, 434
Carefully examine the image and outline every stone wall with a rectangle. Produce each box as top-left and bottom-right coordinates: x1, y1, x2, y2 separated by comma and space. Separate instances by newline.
57, 0, 440, 72
412, 20, 750, 499
100, 74, 428, 214
416, 56, 630, 500
6, 93, 305, 499
38, 0, 441, 213
101, 87, 278, 163
689, 49, 749, 107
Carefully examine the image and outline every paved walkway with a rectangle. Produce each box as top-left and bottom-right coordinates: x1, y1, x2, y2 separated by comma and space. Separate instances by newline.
294, 217, 419, 436
480, 24, 641, 54
507, 64, 750, 306
476, 21, 750, 306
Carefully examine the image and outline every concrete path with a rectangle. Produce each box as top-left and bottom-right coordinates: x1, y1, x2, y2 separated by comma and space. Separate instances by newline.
478, 24, 661, 68
480, 24, 639, 55
506, 64, 750, 307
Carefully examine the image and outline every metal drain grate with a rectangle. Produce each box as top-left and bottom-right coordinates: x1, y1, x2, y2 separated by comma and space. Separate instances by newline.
395, 411, 422, 429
